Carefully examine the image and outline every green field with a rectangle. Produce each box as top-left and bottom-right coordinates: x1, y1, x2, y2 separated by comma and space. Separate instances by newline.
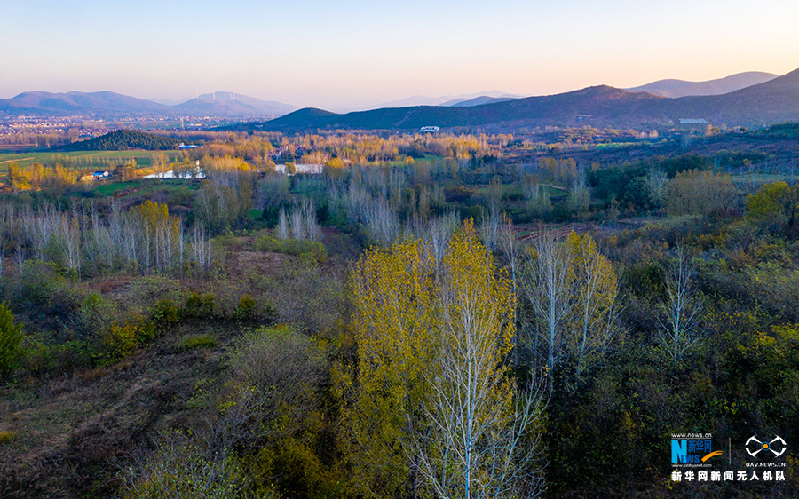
92, 179, 198, 199
93, 180, 147, 196
0, 150, 184, 173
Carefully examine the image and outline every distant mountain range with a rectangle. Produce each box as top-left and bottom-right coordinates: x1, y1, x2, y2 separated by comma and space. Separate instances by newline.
0, 91, 169, 118
626, 71, 777, 98
447, 96, 516, 107
171, 92, 296, 117
225, 68, 799, 132
376, 91, 524, 109
357, 73, 779, 110
0, 91, 296, 118
1, 69, 794, 126
151, 97, 191, 106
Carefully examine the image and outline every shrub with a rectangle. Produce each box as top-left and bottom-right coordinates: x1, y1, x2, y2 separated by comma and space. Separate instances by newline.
182, 292, 217, 320
19, 260, 61, 307
122, 431, 249, 499
0, 302, 23, 378
444, 185, 474, 203
180, 334, 218, 350
224, 327, 336, 495
254, 235, 327, 263
262, 301, 279, 324
746, 181, 799, 238
152, 298, 180, 329
283, 240, 327, 263
0, 431, 14, 445
250, 440, 337, 498
252, 234, 276, 252
100, 320, 157, 365
102, 322, 140, 364
22, 338, 94, 376
262, 205, 282, 228
223, 325, 325, 433
79, 292, 117, 334
235, 294, 257, 321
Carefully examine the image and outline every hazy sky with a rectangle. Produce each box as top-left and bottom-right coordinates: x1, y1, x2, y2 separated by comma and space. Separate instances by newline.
2, 0, 798, 110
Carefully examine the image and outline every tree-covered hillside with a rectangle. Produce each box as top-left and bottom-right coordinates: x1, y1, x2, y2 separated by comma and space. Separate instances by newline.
59, 130, 182, 151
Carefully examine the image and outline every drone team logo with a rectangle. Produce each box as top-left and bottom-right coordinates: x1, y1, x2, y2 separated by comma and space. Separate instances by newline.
670, 432, 789, 484
745, 435, 787, 458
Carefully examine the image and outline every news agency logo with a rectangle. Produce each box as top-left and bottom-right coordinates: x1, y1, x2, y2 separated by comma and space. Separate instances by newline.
669, 433, 789, 483
671, 436, 723, 466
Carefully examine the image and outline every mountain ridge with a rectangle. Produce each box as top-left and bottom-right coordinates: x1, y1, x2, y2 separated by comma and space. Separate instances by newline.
224, 69, 799, 132
627, 71, 777, 98
0, 91, 169, 117
448, 96, 516, 107
194, 92, 296, 115
4, 69, 798, 127
0, 90, 296, 118
377, 91, 524, 108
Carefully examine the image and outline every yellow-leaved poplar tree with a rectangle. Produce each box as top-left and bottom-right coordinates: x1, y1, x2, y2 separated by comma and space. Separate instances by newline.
523, 231, 618, 384
341, 222, 545, 499
565, 232, 618, 377
414, 224, 544, 499
339, 238, 439, 497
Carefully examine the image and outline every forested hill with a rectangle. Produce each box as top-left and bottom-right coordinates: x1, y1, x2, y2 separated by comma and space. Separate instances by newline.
224, 67, 799, 132
58, 130, 182, 151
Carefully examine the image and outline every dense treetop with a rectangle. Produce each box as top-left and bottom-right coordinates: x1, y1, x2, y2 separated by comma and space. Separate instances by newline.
58, 130, 182, 151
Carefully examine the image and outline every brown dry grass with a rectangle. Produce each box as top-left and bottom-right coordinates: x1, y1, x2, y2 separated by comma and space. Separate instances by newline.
0, 323, 235, 498
85, 274, 136, 296
225, 250, 292, 277
0, 234, 349, 497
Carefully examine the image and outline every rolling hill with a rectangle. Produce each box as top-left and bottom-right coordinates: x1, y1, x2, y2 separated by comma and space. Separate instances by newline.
661, 68, 799, 126
224, 68, 799, 132
223, 85, 667, 132
627, 71, 777, 98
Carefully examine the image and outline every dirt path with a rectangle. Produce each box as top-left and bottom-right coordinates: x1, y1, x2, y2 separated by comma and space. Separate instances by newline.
0, 157, 34, 164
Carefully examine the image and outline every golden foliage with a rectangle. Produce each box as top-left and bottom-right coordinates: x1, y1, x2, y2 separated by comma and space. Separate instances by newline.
341, 237, 438, 496
340, 222, 522, 497
667, 169, 737, 216
565, 231, 618, 375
